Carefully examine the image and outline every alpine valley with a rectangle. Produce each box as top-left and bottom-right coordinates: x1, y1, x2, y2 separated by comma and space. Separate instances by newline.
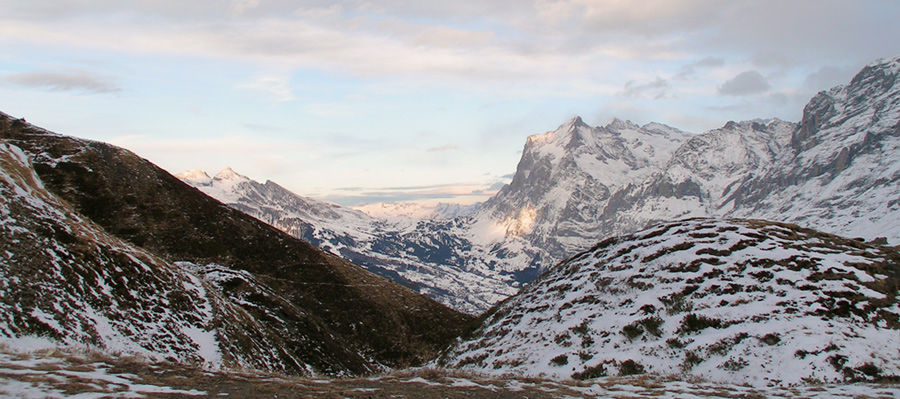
181, 55, 900, 315
0, 54, 898, 394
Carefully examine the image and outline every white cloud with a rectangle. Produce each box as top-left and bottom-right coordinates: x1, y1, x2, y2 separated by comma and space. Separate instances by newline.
238, 73, 294, 102
3, 0, 900, 204
2, 1, 897, 94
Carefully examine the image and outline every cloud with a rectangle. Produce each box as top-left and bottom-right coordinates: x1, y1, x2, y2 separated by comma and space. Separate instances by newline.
426, 145, 459, 152
801, 64, 859, 93
2, 70, 121, 93
675, 57, 725, 80
619, 77, 671, 99
229, 0, 259, 16
3, 1, 898, 98
718, 71, 770, 96
327, 179, 504, 204
238, 73, 293, 102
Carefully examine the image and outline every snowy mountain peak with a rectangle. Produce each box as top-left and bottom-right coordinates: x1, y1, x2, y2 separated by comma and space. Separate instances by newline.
604, 117, 641, 132
175, 169, 213, 186
525, 116, 589, 150
563, 115, 588, 129
214, 166, 249, 182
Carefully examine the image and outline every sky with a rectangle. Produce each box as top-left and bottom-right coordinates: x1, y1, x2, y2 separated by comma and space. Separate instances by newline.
1, 1, 899, 206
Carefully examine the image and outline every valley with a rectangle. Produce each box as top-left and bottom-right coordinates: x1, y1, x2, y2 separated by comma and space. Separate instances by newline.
1, 54, 899, 397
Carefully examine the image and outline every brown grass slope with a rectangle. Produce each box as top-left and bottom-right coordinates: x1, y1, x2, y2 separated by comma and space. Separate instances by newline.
0, 113, 476, 375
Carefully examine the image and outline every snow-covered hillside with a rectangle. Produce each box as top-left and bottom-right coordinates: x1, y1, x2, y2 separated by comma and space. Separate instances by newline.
439, 218, 900, 386
0, 141, 306, 374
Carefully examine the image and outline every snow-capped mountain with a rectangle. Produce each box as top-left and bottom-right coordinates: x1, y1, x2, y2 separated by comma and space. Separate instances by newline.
180, 55, 900, 315
177, 167, 520, 314
177, 119, 695, 313
474, 117, 693, 264
352, 201, 481, 221
600, 118, 797, 234
0, 113, 475, 376
729, 55, 900, 241
438, 218, 900, 386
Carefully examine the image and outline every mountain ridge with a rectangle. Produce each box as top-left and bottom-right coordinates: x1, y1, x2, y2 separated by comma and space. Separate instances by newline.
0, 113, 476, 376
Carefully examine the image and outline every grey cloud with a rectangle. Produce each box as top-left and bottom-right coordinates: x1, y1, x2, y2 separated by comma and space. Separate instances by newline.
676, 57, 725, 80
802, 65, 860, 93
4, 1, 900, 99
718, 71, 770, 96
2, 70, 121, 94
619, 77, 671, 99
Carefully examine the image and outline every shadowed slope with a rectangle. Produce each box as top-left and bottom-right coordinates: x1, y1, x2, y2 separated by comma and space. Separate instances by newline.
0, 114, 476, 375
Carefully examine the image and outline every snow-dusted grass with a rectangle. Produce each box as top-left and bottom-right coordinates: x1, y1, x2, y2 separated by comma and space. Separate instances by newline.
440, 218, 900, 387
1, 336, 898, 398
0, 340, 205, 398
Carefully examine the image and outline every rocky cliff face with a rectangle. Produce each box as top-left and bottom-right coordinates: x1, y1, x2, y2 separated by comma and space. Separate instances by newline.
729, 55, 900, 241
478, 117, 692, 265
0, 114, 476, 376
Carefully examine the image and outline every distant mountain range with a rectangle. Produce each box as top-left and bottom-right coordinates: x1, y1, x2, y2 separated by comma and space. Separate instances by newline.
181, 55, 900, 314
0, 114, 475, 377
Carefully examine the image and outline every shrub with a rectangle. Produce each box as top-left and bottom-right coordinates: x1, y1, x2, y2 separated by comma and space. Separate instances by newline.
682, 350, 703, 371
550, 354, 568, 366
640, 317, 664, 337
572, 363, 606, 380
722, 357, 748, 371
758, 333, 780, 345
619, 359, 645, 375
678, 313, 722, 334
621, 322, 644, 340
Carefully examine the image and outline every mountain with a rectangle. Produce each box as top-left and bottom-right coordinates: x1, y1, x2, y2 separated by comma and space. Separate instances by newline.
728, 55, 900, 241
474, 117, 693, 264
177, 119, 694, 313
176, 167, 519, 314
351, 201, 481, 221
600, 118, 797, 233
438, 218, 900, 385
478, 55, 900, 252
179, 55, 900, 315
0, 113, 476, 376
